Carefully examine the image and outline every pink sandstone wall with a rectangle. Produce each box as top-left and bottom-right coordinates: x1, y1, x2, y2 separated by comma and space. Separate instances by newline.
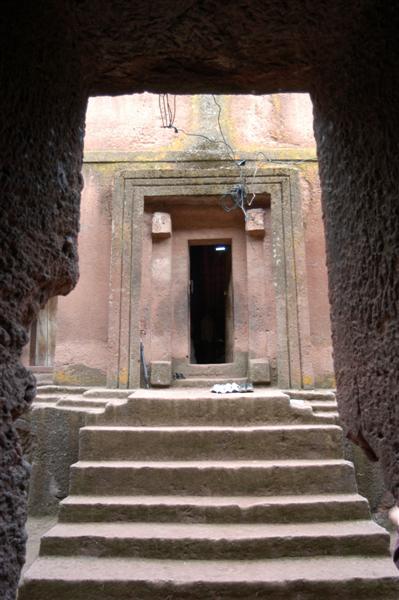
83, 94, 316, 155
300, 165, 334, 387
84, 93, 192, 154
226, 94, 315, 149
53, 165, 112, 385
52, 93, 334, 387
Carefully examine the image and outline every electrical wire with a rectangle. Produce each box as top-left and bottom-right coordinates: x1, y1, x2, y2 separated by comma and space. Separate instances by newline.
159, 94, 176, 129
211, 95, 237, 163
157, 93, 311, 219
158, 94, 252, 217
159, 94, 238, 163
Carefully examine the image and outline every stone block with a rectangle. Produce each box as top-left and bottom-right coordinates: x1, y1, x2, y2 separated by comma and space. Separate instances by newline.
150, 361, 172, 386
27, 406, 87, 516
152, 212, 172, 239
245, 208, 265, 237
249, 358, 271, 384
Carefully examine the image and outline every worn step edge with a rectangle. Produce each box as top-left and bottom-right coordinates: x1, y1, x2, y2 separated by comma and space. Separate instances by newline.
36, 385, 88, 394
78, 425, 344, 460
40, 520, 389, 560
57, 399, 111, 408
59, 492, 369, 508
59, 493, 370, 523
20, 556, 399, 600
80, 424, 342, 432
314, 411, 340, 420
309, 400, 338, 409
72, 458, 352, 468
83, 388, 135, 399
33, 394, 61, 403
127, 389, 290, 401
95, 392, 312, 426
49, 407, 104, 414
284, 390, 336, 400
69, 459, 357, 496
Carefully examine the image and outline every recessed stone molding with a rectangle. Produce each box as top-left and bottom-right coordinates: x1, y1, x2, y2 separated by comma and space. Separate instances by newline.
108, 165, 314, 389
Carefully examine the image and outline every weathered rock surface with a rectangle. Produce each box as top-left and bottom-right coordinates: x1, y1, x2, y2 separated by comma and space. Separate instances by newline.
1, 6, 87, 596
312, 25, 399, 497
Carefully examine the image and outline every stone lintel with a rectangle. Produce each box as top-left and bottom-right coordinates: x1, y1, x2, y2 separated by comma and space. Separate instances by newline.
249, 358, 271, 384
245, 208, 265, 237
152, 212, 171, 239
150, 361, 172, 387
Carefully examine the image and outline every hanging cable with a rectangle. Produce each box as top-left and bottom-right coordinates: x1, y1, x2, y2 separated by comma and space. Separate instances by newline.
159, 94, 239, 163
159, 94, 177, 130
211, 95, 237, 163
157, 94, 282, 219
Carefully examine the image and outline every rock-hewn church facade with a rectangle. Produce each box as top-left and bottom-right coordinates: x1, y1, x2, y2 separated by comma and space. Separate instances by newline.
23, 93, 334, 391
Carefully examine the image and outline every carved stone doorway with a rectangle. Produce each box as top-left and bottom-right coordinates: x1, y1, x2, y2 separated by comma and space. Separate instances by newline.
108, 165, 314, 389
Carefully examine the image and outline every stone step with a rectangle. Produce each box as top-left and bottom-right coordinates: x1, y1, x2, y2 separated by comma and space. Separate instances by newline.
57, 398, 112, 409
314, 411, 340, 423
309, 400, 338, 412
21, 387, 396, 600
39, 520, 389, 560
83, 388, 134, 399
33, 394, 61, 404
79, 424, 343, 461
172, 377, 248, 388
36, 385, 88, 395
20, 556, 399, 600
97, 389, 316, 426
59, 493, 370, 523
284, 389, 336, 401
69, 459, 357, 496
53, 406, 104, 415
32, 396, 104, 413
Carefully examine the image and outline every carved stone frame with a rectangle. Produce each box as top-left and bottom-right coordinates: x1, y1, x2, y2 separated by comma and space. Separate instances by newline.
107, 166, 314, 389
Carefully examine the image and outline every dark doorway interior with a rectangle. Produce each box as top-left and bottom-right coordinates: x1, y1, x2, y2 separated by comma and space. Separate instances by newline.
190, 243, 232, 364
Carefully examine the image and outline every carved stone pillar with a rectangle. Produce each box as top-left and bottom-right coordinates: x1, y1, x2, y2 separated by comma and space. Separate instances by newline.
150, 212, 172, 386
245, 209, 271, 383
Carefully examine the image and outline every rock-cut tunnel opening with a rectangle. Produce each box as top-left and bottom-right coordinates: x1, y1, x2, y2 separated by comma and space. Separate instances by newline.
3, 5, 399, 594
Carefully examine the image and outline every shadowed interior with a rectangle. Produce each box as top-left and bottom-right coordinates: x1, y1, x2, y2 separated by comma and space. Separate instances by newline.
190, 243, 232, 364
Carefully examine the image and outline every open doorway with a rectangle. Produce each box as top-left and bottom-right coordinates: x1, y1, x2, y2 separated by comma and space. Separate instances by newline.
189, 242, 232, 364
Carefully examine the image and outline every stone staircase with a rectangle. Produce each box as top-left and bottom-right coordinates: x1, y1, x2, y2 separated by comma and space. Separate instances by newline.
20, 388, 399, 599
285, 389, 340, 423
